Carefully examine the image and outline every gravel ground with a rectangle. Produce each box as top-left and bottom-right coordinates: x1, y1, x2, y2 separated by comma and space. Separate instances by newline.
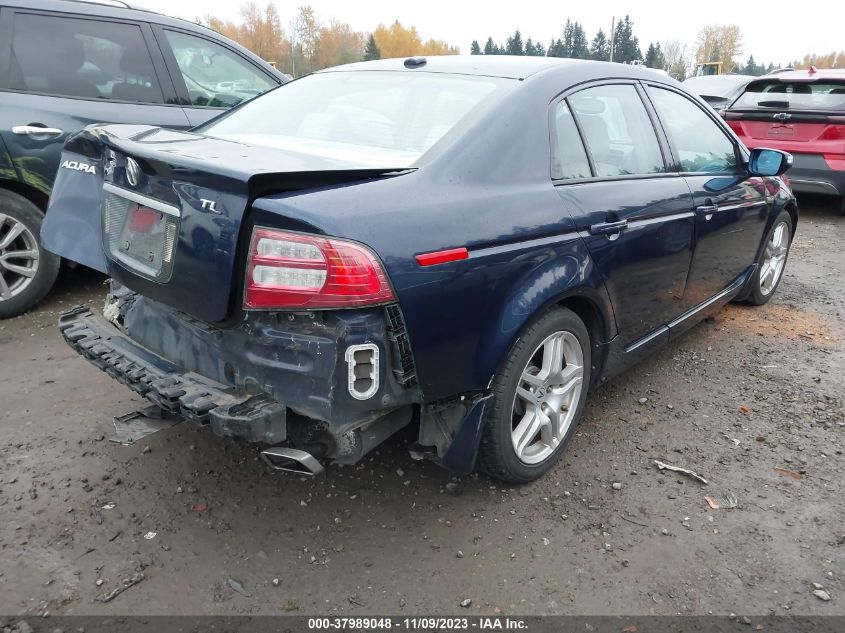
0, 197, 842, 617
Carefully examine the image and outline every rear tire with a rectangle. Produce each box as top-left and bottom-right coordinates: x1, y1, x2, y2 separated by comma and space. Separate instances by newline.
478, 308, 591, 484
0, 190, 61, 318
744, 210, 792, 307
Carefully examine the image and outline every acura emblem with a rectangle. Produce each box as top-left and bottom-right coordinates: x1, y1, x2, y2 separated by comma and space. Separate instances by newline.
125, 157, 141, 187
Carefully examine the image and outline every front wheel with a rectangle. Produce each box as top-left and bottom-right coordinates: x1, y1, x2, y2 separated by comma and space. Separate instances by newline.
744, 210, 793, 306
0, 190, 61, 318
478, 308, 591, 483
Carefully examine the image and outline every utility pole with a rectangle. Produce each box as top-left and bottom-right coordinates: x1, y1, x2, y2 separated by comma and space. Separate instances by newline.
289, 19, 297, 78
609, 16, 615, 62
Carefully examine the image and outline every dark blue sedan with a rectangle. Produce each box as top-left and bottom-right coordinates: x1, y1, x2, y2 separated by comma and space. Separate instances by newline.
41, 56, 796, 483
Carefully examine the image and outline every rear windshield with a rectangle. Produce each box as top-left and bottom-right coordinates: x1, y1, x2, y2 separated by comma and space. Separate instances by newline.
199, 70, 512, 168
734, 80, 845, 111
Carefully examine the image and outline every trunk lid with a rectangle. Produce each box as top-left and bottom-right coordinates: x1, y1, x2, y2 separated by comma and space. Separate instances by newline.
42, 124, 406, 322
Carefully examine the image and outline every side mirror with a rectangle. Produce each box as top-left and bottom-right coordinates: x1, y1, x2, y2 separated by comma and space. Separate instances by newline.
748, 148, 792, 177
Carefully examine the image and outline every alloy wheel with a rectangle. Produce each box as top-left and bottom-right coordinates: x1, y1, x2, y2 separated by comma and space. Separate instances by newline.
510, 330, 584, 464
759, 220, 789, 296
0, 213, 40, 302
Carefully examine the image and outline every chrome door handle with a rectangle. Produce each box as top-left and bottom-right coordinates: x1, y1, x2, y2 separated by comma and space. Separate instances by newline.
12, 125, 63, 137
695, 204, 718, 215
590, 219, 628, 235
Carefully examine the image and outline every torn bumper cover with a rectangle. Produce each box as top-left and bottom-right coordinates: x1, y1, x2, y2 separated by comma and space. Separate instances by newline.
60, 306, 287, 444
58, 296, 424, 455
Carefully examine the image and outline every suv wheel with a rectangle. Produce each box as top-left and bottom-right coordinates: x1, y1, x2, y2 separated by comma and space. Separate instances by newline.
0, 190, 61, 318
478, 307, 591, 483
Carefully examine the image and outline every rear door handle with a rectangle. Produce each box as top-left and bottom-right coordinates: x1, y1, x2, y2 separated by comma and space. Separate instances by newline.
695, 204, 718, 217
590, 219, 628, 235
12, 125, 63, 137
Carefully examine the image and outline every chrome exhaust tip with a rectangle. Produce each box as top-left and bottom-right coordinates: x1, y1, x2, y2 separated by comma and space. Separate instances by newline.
260, 447, 325, 476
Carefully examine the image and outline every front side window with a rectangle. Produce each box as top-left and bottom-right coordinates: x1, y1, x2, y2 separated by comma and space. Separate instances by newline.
163, 30, 276, 108
552, 101, 591, 180
569, 84, 665, 177
10, 13, 163, 103
201, 71, 512, 168
648, 87, 738, 173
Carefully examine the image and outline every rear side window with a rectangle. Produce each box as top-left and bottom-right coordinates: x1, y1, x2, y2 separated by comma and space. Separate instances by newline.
648, 87, 738, 173
10, 13, 164, 103
163, 30, 276, 109
569, 84, 665, 177
734, 80, 845, 111
552, 101, 591, 180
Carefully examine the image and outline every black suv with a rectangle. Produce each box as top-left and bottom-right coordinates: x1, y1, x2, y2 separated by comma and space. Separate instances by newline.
0, 0, 285, 317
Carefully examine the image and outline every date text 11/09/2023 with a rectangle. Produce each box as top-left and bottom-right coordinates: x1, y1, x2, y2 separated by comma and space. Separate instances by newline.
307, 617, 528, 630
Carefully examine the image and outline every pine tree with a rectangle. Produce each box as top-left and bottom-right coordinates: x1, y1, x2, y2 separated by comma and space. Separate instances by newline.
525, 38, 537, 56
470, 40, 481, 55
506, 29, 525, 55
535, 41, 546, 57
644, 42, 666, 69
571, 22, 589, 59
743, 54, 758, 75
548, 38, 564, 58
363, 34, 380, 61
483, 37, 496, 55
589, 29, 610, 61
612, 15, 641, 63
560, 19, 574, 58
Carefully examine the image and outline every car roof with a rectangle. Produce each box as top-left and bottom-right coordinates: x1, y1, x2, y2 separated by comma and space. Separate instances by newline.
760, 68, 845, 81
321, 55, 673, 82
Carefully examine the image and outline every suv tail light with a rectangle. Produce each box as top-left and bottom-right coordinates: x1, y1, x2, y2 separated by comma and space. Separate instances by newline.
244, 228, 395, 309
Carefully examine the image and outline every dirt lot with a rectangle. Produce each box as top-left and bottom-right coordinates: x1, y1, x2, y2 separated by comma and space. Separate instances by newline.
0, 197, 842, 617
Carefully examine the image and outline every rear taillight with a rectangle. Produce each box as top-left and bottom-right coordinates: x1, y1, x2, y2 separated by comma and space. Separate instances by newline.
244, 227, 395, 310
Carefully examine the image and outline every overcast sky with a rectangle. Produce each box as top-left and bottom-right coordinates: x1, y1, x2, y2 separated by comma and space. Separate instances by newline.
140, 0, 839, 66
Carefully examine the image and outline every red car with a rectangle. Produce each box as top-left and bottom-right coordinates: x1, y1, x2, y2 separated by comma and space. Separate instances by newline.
724, 68, 845, 215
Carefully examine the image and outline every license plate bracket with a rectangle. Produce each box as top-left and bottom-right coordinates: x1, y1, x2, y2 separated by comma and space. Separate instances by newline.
102, 183, 180, 281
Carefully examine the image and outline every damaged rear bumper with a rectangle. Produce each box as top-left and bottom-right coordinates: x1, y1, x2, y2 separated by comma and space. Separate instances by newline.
60, 306, 288, 444
58, 297, 488, 473
59, 292, 424, 451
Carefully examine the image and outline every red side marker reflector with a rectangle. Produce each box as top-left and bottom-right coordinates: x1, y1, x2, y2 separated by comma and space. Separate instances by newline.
415, 247, 469, 267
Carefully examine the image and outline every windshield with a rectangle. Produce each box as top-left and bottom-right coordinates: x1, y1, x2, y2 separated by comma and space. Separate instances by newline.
734, 80, 845, 111
200, 71, 512, 168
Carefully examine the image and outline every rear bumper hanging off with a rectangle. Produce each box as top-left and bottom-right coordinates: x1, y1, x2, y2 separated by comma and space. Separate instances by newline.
59, 306, 287, 444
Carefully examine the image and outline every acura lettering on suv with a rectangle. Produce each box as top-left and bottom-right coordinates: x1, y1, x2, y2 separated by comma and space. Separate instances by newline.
42, 57, 796, 483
